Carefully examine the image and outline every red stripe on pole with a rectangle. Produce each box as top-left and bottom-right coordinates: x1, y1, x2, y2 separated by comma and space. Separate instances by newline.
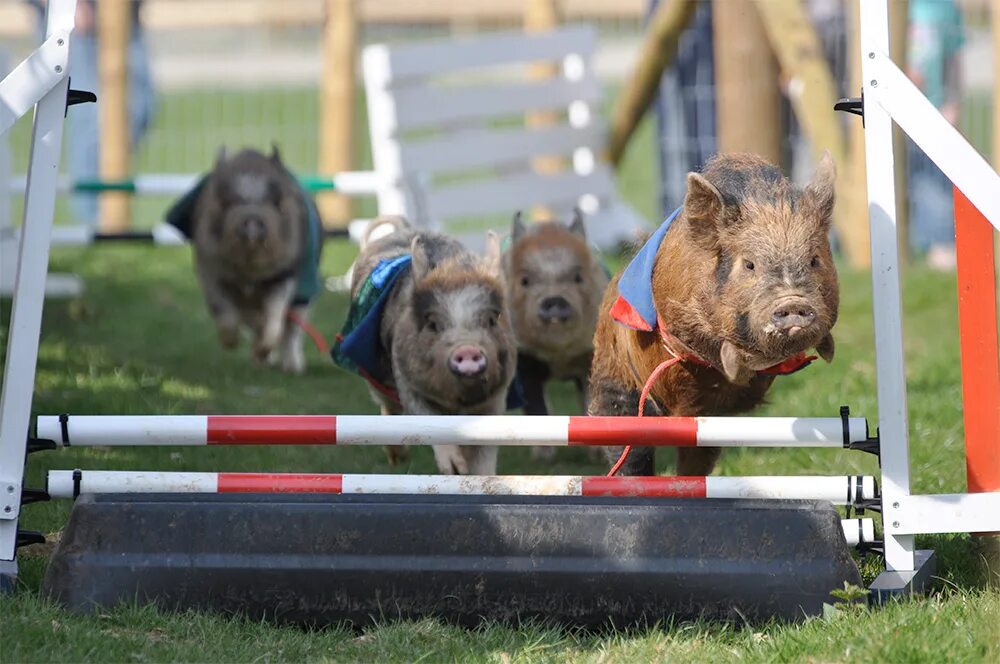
581, 476, 707, 497
953, 188, 1000, 494
567, 416, 698, 446
217, 473, 344, 493
207, 416, 337, 445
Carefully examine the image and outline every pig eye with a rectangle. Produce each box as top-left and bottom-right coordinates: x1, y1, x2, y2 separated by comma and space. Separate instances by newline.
744, 260, 755, 271
520, 276, 530, 288
486, 310, 500, 328
424, 315, 439, 333
573, 271, 584, 284
810, 255, 820, 268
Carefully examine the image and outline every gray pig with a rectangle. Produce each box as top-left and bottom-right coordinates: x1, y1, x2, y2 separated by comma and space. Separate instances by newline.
166, 147, 323, 374
332, 217, 518, 475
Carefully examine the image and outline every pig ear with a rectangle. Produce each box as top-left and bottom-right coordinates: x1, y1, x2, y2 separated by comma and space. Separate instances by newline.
568, 207, 587, 239
484, 230, 502, 276
815, 333, 835, 363
684, 173, 725, 247
511, 211, 527, 242
270, 143, 283, 165
684, 173, 724, 221
803, 151, 836, 224
720, 341, 754, 386
409, 236, 433, 278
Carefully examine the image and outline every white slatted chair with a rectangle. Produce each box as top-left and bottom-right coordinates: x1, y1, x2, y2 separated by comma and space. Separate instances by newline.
360, 25, 649, 251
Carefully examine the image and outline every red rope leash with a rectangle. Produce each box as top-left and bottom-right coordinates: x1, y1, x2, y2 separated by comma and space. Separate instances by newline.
286, 309, 330, 356
606, 354, 683, 477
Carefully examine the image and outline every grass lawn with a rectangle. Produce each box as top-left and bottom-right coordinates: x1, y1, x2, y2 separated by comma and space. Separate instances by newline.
3, 87, 999, 661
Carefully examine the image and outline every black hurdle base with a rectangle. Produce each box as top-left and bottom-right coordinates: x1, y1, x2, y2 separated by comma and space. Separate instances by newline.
42, 493, 862, 628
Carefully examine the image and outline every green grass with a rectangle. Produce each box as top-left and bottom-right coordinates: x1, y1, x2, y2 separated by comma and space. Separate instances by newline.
3, 87, 999, 662
2, 243, 998, 663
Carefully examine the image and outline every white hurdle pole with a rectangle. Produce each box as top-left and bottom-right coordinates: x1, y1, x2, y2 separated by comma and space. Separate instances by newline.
36, 414, 870, 448
7, 171, 383, 197
46, 470, 877, 506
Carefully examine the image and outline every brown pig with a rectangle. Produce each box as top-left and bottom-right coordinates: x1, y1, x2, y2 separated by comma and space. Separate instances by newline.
589, 152, 839, 476
503, 210, 609, 459
332, 216, 518, 475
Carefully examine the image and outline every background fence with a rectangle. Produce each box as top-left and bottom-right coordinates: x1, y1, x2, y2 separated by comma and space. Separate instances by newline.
0, 0, 995, 264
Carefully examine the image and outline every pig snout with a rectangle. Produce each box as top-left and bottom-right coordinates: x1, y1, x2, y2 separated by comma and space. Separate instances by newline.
449, 345, 488, 377
238, 215, 267, 243
538, 296, 573, 323
771, 298, 817, 336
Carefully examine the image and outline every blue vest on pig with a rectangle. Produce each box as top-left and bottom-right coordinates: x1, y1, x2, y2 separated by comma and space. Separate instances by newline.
610, 207, 815, 376
332, 254, 525, 409
164, 174, 322, 306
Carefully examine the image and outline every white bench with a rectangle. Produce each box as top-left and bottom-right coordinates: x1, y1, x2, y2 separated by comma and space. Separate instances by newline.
360, 25, 649, 252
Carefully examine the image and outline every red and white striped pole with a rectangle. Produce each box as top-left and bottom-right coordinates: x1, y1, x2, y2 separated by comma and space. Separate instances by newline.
45, 470, 877, 546
46, 470, 877, 505
37, 414, 869, 448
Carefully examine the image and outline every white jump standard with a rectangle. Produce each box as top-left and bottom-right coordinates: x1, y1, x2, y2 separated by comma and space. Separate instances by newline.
37, 414, 870, 448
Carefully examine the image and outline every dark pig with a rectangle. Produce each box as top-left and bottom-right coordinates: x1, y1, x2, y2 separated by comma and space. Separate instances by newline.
503, 210, 609, 460
590, 152, 839, 476
332, 216, 517, 475
166, 146, 323, 373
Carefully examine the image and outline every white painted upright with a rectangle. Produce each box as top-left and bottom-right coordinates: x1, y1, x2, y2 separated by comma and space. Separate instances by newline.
859, 0, 914, 574
0, 0, 77, 576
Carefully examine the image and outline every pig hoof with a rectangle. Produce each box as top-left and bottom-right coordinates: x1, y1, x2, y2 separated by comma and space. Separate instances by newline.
218, 327, 239, 349
530, 446, 556, 462
384, 445, 409, 466
280, 355, 305, 374
279, 346, 306, 374
253, 343, 275, 363
434, 445, 470, 475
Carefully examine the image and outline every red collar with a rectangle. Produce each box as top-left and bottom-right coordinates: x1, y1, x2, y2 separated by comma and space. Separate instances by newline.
654, 314, 816, 377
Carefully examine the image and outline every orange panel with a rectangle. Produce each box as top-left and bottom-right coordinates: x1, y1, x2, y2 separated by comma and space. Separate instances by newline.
953, 188, 1000, 493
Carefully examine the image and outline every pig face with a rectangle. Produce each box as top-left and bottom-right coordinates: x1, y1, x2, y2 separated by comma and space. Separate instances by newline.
683, 153, 839, 381
506, 211, 603, 354
405, 233, 517, 409
211, 148, 291, 263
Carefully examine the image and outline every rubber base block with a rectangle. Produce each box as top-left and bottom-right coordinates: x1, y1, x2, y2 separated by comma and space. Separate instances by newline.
42, 493, 862, 627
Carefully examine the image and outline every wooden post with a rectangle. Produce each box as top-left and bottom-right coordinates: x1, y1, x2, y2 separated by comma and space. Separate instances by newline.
843, 0, 871, 267
711, 0, 781, 164
524, 0, 562, 220
753, 0, 866, 269
889, 0, 909, 262
608, 0, 696, 166
97, 0, 131, 232
318, 0, 356, 229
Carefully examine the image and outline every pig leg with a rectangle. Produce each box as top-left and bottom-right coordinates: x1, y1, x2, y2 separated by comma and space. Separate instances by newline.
198, 271, 241, 349
277, 304, 307, 374
574, 376, 589, 414
575, 375, 605, 463
394, 378, 474, 474
379, 402, 410, 467
675, 448, 721, 476
253, 280, 295, 363
433, 444, 498, 475
518, 354, 556, 461
463, 445, 498, 475
588, 376, 658, 476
